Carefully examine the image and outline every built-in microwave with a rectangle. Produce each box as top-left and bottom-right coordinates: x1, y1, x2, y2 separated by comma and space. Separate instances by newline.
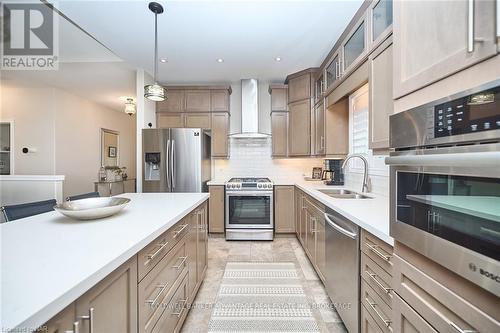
386, 80, 500, 297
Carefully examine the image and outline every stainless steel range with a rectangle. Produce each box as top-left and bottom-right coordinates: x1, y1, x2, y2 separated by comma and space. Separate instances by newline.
225, 177, 274, 240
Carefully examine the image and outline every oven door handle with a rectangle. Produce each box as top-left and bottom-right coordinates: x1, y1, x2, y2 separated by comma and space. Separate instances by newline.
385, 151, 500, 167
226, 191, 273, 196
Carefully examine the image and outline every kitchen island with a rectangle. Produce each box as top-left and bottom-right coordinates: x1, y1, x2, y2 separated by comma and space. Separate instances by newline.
1, 192, 209, 333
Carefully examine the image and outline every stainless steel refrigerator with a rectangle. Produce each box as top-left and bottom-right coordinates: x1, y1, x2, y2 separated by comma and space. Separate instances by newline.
142, 128, 211, 193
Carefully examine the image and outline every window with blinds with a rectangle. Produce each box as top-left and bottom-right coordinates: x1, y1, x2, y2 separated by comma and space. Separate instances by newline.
348, 84, 388, 174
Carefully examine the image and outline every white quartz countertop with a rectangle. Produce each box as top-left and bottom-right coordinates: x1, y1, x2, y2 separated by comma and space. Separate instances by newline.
0, 193, 209, 331
208, 177, 392, 245
294, 182, 392, 246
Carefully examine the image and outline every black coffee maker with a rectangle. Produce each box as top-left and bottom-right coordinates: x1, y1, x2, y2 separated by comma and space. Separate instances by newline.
322, 158, 344, 185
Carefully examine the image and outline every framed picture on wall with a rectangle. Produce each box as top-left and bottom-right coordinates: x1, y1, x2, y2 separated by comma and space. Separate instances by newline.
108, 146, 117, 158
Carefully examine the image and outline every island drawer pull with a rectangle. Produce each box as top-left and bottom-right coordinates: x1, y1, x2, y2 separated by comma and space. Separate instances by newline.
171, 299, 187, 317
172, 256, 188, 270
366, 271, 392, 294
146, 240, 169, 262
365, 298, 391, 327
173, 224, 188, 238
366, 243, 391, 262
77, 307, 94, 333
145, 283, 168, 307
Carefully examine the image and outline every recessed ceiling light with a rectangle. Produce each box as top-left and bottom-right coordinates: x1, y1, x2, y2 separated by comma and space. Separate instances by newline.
275, 57, 281, 62
159, 58, 167, 63
217, 58, 224, 63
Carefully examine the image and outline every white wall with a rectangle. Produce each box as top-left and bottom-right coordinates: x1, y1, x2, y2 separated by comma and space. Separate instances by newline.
1, 82, 136, 198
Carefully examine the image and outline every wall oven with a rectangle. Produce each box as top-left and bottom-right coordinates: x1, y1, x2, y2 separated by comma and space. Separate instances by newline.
386, 80, 500, 297
225, 178, 274, 240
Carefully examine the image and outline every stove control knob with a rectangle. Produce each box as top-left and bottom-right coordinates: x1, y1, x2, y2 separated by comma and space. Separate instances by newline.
257, 184, 262, 188
268, 184, 272, 188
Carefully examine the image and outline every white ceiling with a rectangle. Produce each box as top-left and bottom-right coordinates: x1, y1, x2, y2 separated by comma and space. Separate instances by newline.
2, 7, 136, 112
54, 0, 363, 84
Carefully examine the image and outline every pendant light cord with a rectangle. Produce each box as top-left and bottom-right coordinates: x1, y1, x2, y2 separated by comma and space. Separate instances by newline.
154, 12, 158, 83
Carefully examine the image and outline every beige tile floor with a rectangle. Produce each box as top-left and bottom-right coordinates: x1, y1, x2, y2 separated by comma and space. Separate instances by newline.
181, 235, 348, 333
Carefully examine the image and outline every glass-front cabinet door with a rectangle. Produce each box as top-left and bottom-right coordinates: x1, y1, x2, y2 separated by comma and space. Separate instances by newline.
343, 21, 365, 70
315, 73, 325, 101
372, 0, 393, 42
326, 53, 342, 89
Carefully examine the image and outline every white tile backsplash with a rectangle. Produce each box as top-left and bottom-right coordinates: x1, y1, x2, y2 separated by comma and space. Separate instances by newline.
213, 137, 323, 182
213, 137, 389, 196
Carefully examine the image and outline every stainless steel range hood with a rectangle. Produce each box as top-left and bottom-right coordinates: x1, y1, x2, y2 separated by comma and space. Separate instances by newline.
230, 79, 270, 138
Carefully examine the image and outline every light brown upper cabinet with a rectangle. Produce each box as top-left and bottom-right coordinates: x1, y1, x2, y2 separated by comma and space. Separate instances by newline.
157, 113, 185, 128
269, 85, 288, 111
271, 112, 288, 157
314, 73, 325, 103
211, 112, 229, 158
210, 90, 230, 112
184, 113, 211, 128
343, 16, 368, 74
369, 36, 393, 150
288, 99, 311, 156
184, 90, 211, 112
156, 86, 231, 113
325, 52, 342, 90
325, 98, 349, 155
314, 100, 325, 156
157, 90, 184, 113
393, 0, 497, 98
288, 72, 313, 103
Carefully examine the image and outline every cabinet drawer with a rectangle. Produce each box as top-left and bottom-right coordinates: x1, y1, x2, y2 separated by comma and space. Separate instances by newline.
361, 280, 393, 333
152, 271, 189, 333
138, 236, 188, 333
361, 229, 393, 275
393, 292, 437, 333
361, 253, 393, 308
138, 219, 190, 281
361, 304, 384, 333
393, 254, 500, 333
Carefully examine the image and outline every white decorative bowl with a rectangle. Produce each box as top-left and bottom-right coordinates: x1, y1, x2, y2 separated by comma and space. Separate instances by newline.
54, 197, 131, 220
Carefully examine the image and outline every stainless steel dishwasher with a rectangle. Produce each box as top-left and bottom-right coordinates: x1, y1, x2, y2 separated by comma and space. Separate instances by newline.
324, 208, 360, 333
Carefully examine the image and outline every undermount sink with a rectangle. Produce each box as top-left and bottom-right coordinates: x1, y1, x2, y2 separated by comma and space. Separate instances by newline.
318, 189, 372, 199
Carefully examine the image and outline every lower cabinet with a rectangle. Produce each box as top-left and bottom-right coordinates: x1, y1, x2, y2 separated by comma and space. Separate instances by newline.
208, 185, 225, 233
296, 190, 326, 281
41, 200, 208, 333
274, 186, 295, 233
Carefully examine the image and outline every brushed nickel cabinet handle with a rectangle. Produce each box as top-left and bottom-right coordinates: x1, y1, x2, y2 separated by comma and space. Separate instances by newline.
366, 243, 391, 262
171, 299, 188, 317
449, 320, 478, 333
173, 224, 188, 238
173, 256, 188, 270
366, 298, 391, 327
77, 307, 94, 333
146, 240, 169, 262
145, 283, 168, 307
366, 271, 392, 294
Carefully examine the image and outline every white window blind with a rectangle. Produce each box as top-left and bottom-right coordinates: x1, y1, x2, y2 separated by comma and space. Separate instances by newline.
348, 84, 388, 175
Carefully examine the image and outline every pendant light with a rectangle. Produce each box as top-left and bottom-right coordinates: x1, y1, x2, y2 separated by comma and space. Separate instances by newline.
144, 2, 166, 102
124, 98, 136, 115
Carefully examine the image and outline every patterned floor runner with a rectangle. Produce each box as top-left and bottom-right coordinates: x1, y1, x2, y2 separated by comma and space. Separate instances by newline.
208, 262, 320, 333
